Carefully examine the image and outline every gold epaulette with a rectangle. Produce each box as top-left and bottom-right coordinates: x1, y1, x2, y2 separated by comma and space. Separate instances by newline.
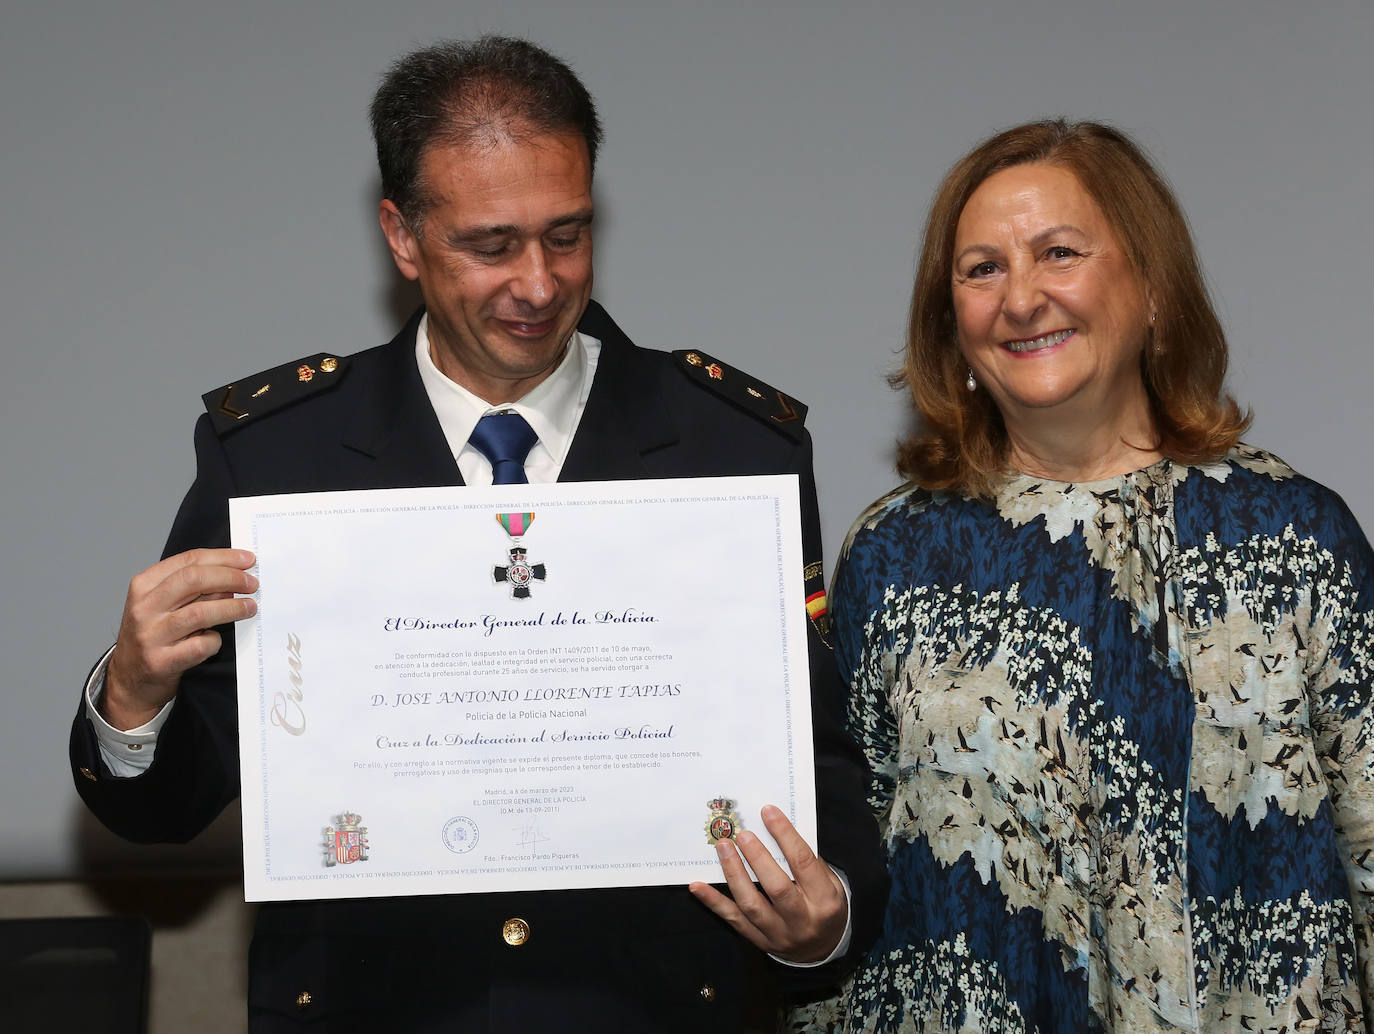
201, 353, 349, 435
672, 350, 808, 442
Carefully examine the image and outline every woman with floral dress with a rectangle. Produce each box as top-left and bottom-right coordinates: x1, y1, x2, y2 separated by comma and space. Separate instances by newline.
797, 120, 1374, 1033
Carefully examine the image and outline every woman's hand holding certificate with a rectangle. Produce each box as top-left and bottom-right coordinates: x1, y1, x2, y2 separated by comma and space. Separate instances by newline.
691, 804, 850, 963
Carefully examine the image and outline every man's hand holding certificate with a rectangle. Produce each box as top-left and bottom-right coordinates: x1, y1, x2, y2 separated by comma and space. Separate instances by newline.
231, 475, 817, 902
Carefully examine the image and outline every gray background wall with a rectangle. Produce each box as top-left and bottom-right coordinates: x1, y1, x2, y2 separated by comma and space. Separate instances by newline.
3, 0, 1371, 884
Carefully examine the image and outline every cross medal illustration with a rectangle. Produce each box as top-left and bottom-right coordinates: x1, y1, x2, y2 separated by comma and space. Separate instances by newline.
492, 511, 545, 599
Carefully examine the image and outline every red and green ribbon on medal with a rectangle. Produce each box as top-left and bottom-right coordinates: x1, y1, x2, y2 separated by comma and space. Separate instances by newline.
496, 512, 535, 539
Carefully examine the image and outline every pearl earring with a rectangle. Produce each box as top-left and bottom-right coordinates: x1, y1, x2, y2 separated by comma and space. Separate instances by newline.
966, 370, 976, 392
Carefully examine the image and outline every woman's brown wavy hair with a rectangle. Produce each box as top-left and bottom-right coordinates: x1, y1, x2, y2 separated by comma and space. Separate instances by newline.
895, 119, 1249, 497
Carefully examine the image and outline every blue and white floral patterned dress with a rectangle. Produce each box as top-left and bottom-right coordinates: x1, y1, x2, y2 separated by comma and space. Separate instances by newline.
798, 446, 1374, 1033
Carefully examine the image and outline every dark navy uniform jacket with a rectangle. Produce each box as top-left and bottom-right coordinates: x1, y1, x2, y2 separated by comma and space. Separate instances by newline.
71, 301, 887, 1033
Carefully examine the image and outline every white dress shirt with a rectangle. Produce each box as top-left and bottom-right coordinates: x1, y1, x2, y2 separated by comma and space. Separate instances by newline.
415, 315, 599, 486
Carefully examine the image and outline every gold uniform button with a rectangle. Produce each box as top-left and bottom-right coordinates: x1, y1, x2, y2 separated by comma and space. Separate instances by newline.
698, 983, 716, 1003
78, 767, 97, 782
296, 991, 312, 1009
502, 917, 530, 946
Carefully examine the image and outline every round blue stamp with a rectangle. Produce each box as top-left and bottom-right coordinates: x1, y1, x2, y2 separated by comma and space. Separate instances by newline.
442, 816, 480, 854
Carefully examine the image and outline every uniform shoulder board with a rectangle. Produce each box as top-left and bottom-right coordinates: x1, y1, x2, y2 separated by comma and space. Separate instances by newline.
202, 352, 350, 436
671, 349, 808, 442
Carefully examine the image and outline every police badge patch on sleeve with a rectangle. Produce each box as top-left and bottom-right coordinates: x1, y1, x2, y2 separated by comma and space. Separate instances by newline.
803, 560, 832, 646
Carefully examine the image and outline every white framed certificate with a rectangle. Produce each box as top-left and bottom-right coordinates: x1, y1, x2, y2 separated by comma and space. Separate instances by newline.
230, 475, 815, 901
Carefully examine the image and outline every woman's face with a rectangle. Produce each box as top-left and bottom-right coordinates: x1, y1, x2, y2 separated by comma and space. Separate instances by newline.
951, 162, 1151, 439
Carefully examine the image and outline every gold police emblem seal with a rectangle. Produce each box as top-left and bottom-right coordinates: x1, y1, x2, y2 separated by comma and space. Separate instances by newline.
704, 797, 742, 844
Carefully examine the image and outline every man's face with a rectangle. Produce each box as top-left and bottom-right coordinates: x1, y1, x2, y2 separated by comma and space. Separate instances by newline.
380, 130, 595, 404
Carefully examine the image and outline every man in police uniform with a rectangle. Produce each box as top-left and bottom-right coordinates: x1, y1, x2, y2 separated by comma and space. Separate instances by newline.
70, 37, 884, 1032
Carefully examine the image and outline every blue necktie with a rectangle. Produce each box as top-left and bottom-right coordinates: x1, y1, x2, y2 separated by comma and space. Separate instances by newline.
468, 412, 539, 485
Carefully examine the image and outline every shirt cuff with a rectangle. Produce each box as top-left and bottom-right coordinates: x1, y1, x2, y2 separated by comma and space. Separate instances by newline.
771, 865, 853, 968
84, 645, 174, 776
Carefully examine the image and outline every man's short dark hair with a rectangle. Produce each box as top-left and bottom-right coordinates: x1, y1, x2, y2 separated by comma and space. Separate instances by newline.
370, 36, 603, 228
